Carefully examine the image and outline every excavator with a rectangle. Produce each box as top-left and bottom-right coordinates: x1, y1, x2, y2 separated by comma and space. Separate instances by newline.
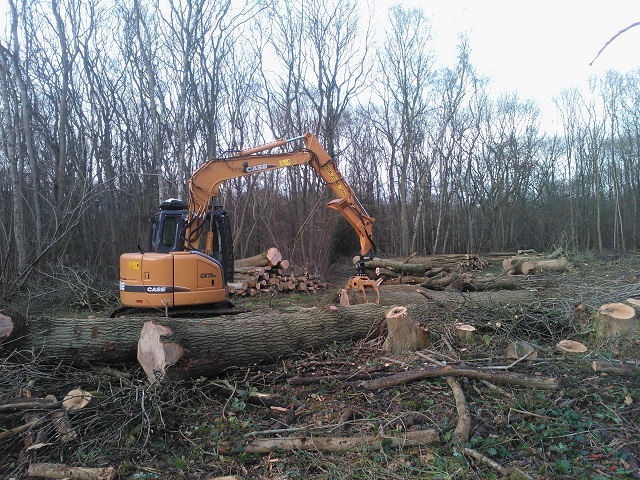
117, 132, 378, 315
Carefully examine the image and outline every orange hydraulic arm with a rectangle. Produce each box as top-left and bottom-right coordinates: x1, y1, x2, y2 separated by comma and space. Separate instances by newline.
181, 132, 378, 303
182, 132, 376, 262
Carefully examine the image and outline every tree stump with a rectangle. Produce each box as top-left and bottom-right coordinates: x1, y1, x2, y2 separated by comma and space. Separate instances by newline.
455, 324, 477, 345
383, 306, 431, 353
593, 303, 638, 338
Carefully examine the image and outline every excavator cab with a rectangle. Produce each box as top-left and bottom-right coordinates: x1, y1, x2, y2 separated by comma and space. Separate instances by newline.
119, 199, 234, 309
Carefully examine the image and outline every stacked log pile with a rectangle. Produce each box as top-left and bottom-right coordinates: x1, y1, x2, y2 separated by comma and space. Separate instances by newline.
357, 250, 571, 292
356, 254, 498, 291
228, 247, 327, 297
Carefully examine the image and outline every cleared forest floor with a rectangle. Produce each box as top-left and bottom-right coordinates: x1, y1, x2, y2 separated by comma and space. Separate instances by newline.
1, 253, 640, 479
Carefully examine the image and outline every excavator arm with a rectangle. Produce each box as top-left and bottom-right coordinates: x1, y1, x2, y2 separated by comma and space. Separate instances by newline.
184, 132, 376, 261
182, 132, 378, 303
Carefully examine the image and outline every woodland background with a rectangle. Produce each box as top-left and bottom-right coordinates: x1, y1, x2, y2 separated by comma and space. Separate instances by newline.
1, 0, 639, 304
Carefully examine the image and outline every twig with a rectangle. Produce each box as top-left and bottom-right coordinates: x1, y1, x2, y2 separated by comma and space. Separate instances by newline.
590, 22, 640, 66
482, 350, 535, 370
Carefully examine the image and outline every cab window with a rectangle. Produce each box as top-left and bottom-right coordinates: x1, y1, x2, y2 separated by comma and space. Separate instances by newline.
162, 217, 177, 249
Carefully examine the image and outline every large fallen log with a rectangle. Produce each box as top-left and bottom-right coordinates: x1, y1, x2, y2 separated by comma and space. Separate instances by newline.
218, 429, 439, 455
354, 256, 428, 276
1, 304, 386, 375
136, 304, 386, 380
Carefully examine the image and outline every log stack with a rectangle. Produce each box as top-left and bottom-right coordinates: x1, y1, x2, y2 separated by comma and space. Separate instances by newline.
229, 248, 327, 297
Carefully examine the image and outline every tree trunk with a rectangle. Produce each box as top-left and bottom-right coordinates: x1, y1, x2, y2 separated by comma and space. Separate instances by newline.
356, 364, 558, 390
137, 304, 385, 380
1, 305, 386, 377
355, 256, 428, 276
520, 258, 570, 275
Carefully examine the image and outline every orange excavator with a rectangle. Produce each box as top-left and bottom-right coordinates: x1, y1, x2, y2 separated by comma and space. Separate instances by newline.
117, 133, 378, 314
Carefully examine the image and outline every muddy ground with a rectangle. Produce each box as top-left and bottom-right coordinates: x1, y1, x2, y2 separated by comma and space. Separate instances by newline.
1, 253, 639, 479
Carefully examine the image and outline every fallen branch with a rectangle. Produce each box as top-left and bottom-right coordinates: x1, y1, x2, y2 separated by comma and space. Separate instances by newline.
218, 429, 439, 454
0, 418, 41, 442
356, 365, 558, 390
27, 463, 116, 479
592, 361, 640, 375
446, 377, 471, 447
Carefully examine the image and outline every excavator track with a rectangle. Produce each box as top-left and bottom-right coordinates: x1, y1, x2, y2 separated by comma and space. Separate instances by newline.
109, 301, 249, 319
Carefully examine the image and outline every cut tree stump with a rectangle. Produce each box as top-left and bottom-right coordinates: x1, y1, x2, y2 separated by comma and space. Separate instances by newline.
593, 303, 638, 338
455, 324, 477, 345
383, 306, 431, 353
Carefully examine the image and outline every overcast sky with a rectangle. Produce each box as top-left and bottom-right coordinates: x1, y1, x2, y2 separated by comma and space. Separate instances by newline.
386, 0, 640, 104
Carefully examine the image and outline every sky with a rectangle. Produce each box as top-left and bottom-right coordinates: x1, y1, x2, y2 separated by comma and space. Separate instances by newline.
1, 0, 638, 130
383, 0, 640, 119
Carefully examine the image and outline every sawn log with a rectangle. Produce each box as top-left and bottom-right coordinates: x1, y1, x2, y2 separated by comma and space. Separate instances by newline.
1, 304, 386, 377
137, 304, 386, 380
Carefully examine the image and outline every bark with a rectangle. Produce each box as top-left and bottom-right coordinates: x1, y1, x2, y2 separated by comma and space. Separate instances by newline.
419, 272, 458, 290
593, 303, 638, 338
450, 273, 520, 292
218, 429, 439, 455
27, 463, 116, 480
446, 377, 471, 447
382, 306, 431, 353
136, 303, 385, 380
355, 256, 429, 276
455, 324, 477, 345
1, 305, 385, 376
356, 364, 558, 390
520, 258, 570, 275
592, 361, 640, 375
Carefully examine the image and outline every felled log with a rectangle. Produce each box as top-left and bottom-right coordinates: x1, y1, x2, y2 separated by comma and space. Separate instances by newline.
235, 247, 282, 268
356, 364, 558, 390
419, 272, 458, 290
383, 306, 430, 353
354, 256, 428, 276
592, 361, 640, 375
1, 304, 385, 374
136, 304, 386, 380
218, 429, 439, 455
27, 463, 116, 480
450, 273, 520, 292
593, 303, 638, 338
520, 258, 570, 275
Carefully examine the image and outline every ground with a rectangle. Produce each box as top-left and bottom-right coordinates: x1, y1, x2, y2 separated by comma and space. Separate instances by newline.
1, 253, 639, 479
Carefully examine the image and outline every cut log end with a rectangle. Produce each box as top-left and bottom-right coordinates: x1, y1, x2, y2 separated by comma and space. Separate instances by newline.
137, 322, 185, 383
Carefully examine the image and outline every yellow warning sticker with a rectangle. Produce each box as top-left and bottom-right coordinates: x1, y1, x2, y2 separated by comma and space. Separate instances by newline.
128, 261, 140, 270
279, 158, 292, 167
